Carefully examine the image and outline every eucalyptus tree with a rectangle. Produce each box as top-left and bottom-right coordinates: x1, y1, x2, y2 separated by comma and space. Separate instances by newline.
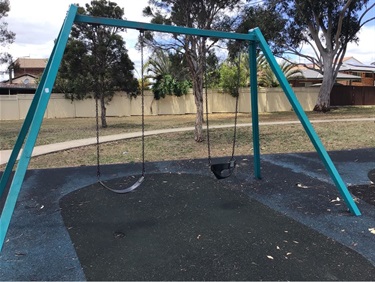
143, 0, 242, 142
55, 0, 139, 127
265, 0, 375, 111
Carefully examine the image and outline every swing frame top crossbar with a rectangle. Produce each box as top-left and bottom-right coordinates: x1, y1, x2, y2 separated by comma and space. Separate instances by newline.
75, 14, 257, 41
0, 4, 361, 251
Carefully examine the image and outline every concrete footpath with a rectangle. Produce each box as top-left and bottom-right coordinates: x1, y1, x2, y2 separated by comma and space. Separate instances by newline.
1, 117, 374, 165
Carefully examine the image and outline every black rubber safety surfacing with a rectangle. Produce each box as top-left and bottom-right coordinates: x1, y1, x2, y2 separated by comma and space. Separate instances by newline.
59, 173, 375, 281
368, 169, 375, 183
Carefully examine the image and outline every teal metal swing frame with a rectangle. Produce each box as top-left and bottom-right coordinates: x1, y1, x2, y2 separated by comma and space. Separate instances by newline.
0, 4, 361, 251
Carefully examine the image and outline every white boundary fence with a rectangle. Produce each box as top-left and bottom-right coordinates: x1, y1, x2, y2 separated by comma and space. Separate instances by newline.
0, 87, 319, 120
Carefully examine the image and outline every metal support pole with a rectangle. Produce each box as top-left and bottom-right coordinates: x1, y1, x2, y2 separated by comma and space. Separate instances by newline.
249, 41, 261, 179
250, 28, 361, 216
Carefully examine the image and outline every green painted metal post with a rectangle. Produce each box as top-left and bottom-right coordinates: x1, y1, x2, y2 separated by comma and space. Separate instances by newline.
0, 5, 78, 251
250, 28, 361, 216
249, 41, 261, 179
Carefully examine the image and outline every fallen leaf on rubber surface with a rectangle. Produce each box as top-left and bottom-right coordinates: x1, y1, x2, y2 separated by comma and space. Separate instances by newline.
331, 197, 341, 202
267, 255, 274, 260
296, 183, 308, 189
369, 228, 375, 234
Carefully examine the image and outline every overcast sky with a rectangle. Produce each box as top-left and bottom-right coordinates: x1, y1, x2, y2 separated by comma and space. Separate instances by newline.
1, 0, 375, 80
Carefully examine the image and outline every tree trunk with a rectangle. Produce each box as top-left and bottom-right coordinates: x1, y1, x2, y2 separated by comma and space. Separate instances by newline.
100, 95, 107, 128
193, 75, 204, 142
314, 59, 335, 112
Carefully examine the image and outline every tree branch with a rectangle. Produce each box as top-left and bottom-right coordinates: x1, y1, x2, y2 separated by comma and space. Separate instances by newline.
358, 2, 375, 25
333, 0, 353, 52
359, 16, 375, 28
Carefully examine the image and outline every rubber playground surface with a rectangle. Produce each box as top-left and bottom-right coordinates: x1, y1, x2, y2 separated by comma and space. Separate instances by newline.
1, 148, 375, 281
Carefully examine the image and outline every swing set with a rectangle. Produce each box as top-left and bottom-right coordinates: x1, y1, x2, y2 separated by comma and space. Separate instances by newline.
0, 4, 361, 251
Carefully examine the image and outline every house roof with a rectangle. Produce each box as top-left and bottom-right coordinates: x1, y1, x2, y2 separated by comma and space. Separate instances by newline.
13, 58, 48, 69
342, 57, 363, 65
340, 57, 375, 72
291, 68, 361, 80
340, 63, 375, 73
1, 73, 38, 84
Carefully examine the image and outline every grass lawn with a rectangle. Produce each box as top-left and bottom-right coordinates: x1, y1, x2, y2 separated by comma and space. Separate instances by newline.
1, 107, 374, 169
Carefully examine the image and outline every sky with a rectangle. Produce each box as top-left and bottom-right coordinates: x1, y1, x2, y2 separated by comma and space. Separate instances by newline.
0, 0, 150, 80
1, 0, 375, 81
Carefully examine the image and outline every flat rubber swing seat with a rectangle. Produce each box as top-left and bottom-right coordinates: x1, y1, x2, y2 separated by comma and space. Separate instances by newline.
99, 176, 145, 194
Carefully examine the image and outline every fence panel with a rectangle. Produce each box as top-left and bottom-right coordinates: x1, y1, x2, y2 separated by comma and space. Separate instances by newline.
331, 85, 375, 106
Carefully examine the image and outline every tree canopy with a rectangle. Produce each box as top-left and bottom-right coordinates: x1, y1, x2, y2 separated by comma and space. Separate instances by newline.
55, 0, 139, 127
0, 0, 15, 69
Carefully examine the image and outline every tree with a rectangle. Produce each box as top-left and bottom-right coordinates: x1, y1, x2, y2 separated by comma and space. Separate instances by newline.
232, 3, 287, 56
55, 0, 139, 127
143, 0, 242, 142
145, 49, 190, 100
266, 0, 375, 112
219, 53, 248, 97
0, 0, 15, 75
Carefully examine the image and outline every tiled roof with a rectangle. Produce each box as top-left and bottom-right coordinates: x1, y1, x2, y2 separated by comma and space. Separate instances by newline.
290, 69, 361, 80
14, 58, 48, 69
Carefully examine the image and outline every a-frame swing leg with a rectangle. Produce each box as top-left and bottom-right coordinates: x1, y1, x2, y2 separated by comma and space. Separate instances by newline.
250, 28, 361, 216
0, 5, 78, 251
249, 41, 261, 179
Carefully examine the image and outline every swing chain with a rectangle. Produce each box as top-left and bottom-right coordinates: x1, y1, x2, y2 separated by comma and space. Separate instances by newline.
95, 95, 101, 180
204, 39, 212, 165
231, 49, 241, 161
140, 29, 145, 176
205, 41, 241, 166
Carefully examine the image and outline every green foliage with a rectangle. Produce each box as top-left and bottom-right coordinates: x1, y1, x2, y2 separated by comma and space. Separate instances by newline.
230, 4, 286, 55
55, 0, 139, 102
219, 55, 247, 97
0, 0, 15, 66
258, 55, 302, 88
145, 49, 191, 100
266, 0, 372, 49
152, 74, 190, 100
